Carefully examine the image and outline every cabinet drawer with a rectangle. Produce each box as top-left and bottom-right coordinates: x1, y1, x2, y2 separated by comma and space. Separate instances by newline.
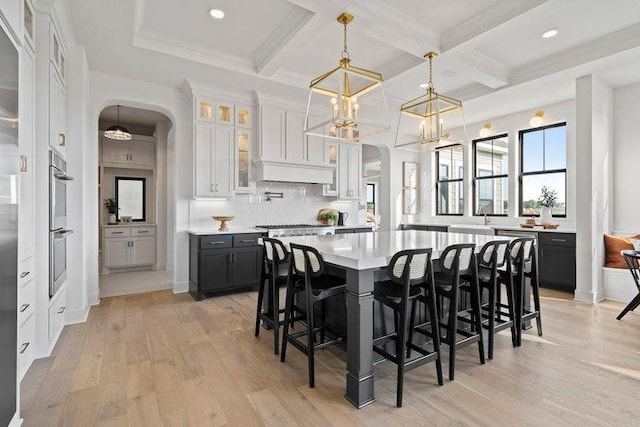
18, 256, 35, 286
49, 288, 66, 342
105, 227, 131, 237
200, 235, 233, 249
233, 234, 262, 247
18, 276, 35, 327
18, 314, 36, 381
132, 226, 156, 236
539, 232, 576, 247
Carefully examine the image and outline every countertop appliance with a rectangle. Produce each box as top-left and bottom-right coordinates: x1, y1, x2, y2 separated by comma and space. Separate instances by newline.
0, 22, 18, 426
255, 224, 336, 238
49, 150, 73, 297
338, 212, 348, 226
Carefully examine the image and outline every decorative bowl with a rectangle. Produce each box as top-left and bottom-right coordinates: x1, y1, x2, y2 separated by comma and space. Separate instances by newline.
212, 216, 234, 231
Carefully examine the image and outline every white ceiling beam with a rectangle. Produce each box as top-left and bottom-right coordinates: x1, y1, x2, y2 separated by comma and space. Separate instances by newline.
440, 0, 550, 52
255, 0, 355, 77
446, 51, 510, 89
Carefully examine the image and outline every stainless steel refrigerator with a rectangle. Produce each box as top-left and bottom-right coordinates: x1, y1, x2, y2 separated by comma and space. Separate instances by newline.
0, 22, 19, 426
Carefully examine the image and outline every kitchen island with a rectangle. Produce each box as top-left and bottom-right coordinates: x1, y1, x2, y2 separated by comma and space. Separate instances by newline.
276, 230, 508, 408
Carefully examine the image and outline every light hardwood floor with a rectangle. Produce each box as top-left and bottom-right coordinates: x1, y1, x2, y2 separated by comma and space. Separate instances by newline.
21, 288, 640, 426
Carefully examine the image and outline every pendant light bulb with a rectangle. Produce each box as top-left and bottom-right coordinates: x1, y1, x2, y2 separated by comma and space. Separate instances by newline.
530, 110, 544, 127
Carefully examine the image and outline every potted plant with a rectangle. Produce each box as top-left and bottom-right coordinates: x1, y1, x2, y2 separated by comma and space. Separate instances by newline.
538, 186, 557, 225
317, 210, 338, 225
104, 197, 118, 224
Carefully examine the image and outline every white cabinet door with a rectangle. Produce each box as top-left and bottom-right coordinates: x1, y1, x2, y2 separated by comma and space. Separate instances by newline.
259, 106, 285, 161
19, 48, 35, 261
104, 238, 130, 267
101, 137, 130, 163
285, 111, 306, 163
338, 144, 361, 200
214, 126, 234, 197
323, 141, 339, 196
129, 139, 155, 166
130, 237, 156, 266
194, 122, 215, 197
48, 65, 66, 157
57, 79, 66, 155
306, 116, 325, 164
48, 287, 66, 343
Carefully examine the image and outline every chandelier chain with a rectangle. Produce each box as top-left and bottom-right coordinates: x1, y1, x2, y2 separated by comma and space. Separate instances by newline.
341, 20, 349, 59
428, 55, 433, 88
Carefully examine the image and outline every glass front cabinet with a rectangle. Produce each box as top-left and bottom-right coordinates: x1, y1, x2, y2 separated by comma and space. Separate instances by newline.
234, 129, 253, 192
323, 141, 339, 196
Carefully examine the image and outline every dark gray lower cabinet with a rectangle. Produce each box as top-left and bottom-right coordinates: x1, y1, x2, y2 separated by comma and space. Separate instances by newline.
400, 224, 448, 232
189, 233, 263, 300
538, 232, 576, 291
334, 226, 374, 234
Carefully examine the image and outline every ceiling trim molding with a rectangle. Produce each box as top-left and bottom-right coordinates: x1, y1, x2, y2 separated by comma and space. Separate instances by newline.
255, 6, 315, 76
440, 0, 550, 52
183, 79, 255, 104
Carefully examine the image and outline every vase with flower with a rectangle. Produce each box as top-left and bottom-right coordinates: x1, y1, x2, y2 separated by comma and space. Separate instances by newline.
538, 186, 557, 225
104, 197, 119, 224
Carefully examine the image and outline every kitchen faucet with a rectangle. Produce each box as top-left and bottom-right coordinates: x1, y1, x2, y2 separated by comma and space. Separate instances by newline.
479, 205, 490, 225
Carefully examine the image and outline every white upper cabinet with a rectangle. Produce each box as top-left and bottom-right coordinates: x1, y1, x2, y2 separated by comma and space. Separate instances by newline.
48, 63, 66, 157
101, 135, 155, 167
216, 101, 234, 126
323, 141, 339, 196
194, 122, 233, 198
234, 129, 253, 193
235, 104, 251, 128
284, 111, 306, 164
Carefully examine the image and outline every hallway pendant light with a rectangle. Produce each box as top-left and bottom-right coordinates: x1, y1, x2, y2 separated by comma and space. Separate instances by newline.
394, 52, 466, 150
303, 13, 389, 143
104, 105, 132, 141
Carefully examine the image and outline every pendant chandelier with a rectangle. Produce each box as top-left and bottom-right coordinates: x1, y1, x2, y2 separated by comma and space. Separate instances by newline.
104, 105, 132, 141
394, 52, 466, 150
304, 13, 389, 143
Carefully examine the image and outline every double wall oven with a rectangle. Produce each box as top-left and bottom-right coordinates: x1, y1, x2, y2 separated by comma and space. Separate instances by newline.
50, 150, 73, 297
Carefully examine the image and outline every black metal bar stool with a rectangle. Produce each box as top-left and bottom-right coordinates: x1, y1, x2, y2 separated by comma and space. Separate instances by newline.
413, 243, 485, 380
280, 243, 346, 388
255, 237, 290, 354
502, 237, 542, 345
616, 250, 640, 320
373, 248, 443, 407
464, 240, 517, 359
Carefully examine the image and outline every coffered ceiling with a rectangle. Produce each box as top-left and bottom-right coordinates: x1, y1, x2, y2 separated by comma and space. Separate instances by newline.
67, 0, 640, 123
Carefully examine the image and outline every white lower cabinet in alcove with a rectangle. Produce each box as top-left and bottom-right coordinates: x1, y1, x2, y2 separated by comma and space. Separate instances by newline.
103, 225, 157, 269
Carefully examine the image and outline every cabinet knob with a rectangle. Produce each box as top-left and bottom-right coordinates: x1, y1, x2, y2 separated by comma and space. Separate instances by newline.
59, 133, 66, 146
20, 155, 27, 172
19, 342, 30, 354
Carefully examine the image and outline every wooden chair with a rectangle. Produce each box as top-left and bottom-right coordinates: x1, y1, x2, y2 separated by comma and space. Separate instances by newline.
617, 250, 640, 320
373, 248, 443, 407
255, 237, 289, 354
280, 243, 346, 388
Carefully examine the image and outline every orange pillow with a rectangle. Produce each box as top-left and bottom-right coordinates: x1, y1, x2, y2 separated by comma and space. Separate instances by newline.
604, 234, 640, 268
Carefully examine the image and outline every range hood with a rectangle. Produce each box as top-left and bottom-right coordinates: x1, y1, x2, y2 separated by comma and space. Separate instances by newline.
253, 159, 334, 184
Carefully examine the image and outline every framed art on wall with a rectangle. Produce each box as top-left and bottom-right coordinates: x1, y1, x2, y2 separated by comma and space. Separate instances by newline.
403, 188, 418, 215
403, 161, 418, 188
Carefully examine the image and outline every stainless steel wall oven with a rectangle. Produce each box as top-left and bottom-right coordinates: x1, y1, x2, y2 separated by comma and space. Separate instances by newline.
49, 150, 73, 297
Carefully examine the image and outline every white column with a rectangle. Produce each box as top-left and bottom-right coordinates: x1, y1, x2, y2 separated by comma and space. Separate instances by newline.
575, 75, 613, 303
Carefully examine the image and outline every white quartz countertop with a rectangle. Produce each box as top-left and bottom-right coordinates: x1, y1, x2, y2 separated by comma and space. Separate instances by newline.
276, 230, 508, 270
188, 228, 264, 235
404, 223, 576, 234
102, 223, 157, 228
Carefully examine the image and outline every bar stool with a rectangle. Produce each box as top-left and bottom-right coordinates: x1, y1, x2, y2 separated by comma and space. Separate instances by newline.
617, 250, 640, 320
501, 237, 542, 345
373, 248, 443, 407
280, 243, 346, 388
464, 240, 517, 359
255, 237, 289, 354
414, 243, 484, 380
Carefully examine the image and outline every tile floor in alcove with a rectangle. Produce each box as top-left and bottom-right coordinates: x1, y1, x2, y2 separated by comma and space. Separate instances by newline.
99, 269, 173, 298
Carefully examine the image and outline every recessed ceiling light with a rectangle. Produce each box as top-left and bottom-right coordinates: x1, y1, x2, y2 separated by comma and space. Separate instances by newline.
419, 82, 428, 88
210, 9, 224, 19
542, 29, 558, 39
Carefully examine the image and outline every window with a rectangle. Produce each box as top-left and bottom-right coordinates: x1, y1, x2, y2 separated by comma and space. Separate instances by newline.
366, 183, 375, 214
519, 123, 567, 216
436, 145, 464, 215
473, 134, 509, 216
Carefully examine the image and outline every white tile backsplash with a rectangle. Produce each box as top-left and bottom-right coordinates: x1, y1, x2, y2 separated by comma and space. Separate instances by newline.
190, 182, 360, 230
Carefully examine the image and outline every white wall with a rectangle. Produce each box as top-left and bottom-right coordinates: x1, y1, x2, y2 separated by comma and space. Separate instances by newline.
613, 82, 640, 234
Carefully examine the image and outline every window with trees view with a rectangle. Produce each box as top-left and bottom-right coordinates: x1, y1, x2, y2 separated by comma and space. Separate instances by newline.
519, 122, 567, 217
436, 145, 464, 215
473, 134, 508, 216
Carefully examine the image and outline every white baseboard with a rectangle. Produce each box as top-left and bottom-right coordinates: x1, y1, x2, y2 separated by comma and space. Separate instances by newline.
9, 411, 21, 427
574, 289, 604, 303
173, 281, 189, 294
88, 292, 100, 306
65, 305, 90, 325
